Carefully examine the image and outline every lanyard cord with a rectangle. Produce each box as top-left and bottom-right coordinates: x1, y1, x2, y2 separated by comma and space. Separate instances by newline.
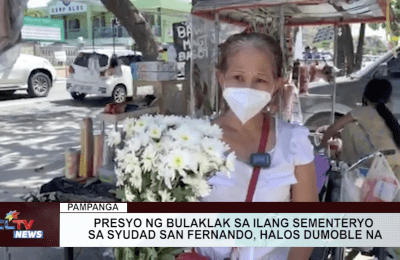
245, 114, 270, 202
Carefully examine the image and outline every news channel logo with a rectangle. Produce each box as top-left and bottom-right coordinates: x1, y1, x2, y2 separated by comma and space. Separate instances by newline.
0, 210, 43, 239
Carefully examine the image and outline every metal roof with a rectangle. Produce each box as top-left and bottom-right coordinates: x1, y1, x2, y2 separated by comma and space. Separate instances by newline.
192, 0, 394, 26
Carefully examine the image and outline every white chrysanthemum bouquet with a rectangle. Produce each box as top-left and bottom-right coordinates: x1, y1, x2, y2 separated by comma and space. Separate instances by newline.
107, 114, 236, 203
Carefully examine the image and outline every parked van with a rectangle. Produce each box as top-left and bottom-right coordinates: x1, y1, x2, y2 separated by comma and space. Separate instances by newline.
66, 49, 142, 103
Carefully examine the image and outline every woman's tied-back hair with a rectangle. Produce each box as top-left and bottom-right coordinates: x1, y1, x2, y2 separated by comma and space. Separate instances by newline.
363, 78, 400, 148
217, 32, 284, 79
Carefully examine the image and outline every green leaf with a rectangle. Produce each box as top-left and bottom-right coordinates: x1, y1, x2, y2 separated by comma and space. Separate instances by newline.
114, 248, 124, 260
141, 172, 152, 192
145, 247, 158, 260
158, 247, 188, 256
124, 247, 134, 260
170, 186, 194, 202
115, 188, 126, 201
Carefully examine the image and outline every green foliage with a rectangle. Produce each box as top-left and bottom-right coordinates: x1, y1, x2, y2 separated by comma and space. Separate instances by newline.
115, 188, 126, 201
363, 36, 387, 55
368, 23, 381, 31
170, 186, 194, 202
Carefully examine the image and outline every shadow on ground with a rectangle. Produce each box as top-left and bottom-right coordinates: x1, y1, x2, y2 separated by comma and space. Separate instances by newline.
0, 100, 116, 201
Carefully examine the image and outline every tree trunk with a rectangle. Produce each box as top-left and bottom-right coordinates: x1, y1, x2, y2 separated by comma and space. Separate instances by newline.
354, 23, 365, 72
342, 25, 355, 75
100, 0, 159, 61
336, 26, 346, 76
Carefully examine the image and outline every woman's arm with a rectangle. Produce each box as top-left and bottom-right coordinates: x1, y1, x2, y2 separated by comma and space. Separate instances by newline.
288, 162, 318, 260
287, 248, 314, 260
291, 162, 318, 202
321, 114, 354, 148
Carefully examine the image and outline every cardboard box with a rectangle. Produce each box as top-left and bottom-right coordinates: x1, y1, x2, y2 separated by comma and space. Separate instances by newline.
136, 61, 164, 72
163, 62, 177, 72
137, 71, 172, 81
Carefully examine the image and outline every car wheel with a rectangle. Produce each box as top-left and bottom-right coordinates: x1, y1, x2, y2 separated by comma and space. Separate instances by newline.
71, 92, 86, 100
112, 85, 127, 103
28, 72, 51, 97
1, 90, 16, 96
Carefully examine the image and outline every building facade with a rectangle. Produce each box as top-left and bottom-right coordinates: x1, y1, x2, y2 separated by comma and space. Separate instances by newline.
25, 0, 191, 49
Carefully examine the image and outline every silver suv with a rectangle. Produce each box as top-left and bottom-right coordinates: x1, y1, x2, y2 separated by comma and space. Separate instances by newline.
301, 47, 400, 128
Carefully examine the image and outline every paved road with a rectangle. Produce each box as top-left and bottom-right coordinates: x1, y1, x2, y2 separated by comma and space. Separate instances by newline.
0, 79, 116, 202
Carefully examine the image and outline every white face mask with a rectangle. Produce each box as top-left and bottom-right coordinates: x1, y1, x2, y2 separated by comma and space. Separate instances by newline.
222, 87, 272, 124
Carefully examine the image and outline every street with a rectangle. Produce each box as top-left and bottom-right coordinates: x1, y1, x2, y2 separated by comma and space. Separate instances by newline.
0, 79, 115, 202
0, 81, 381, 260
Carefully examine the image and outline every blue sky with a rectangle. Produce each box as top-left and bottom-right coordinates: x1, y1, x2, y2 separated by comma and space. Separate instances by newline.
28, 0, 191, 8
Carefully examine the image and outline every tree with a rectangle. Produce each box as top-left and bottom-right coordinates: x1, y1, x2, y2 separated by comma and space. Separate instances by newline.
24, 8, 46, 18
100, 0, 159, 61
335, 24, 365, 75
368, 0, 400, 46
363, 36, 387, 55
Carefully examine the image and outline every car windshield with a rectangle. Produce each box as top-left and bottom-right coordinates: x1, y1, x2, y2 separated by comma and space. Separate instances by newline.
73, 53, 108, 67
350, 50, 395, 78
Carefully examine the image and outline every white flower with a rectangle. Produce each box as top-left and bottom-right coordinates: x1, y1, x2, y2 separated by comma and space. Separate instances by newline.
195, 153, 212, 175
141, 144, 157, 172
114, 166, 125, 186
206, 124, 223, 138
158, 189, 176, 202
126, 138, 142, 153
123, 118, 135, 138
157, 136, 176, 153
226, 152, 236, 172
133, 118, 148, 133
201, 138, 226, 158
182, 175, 211, 197
115, 148, 126, 163
162, 148, 194, 177
168, 126, 201, 148
125, 153, 142, 180
219, 152, 236, 178
149, 124, 163, 139
143, 189, 157, 202
107, 129, 121, 147
138, 131, 151, 147
129, 173, 142, 192
153, 114, 165, 124
125, 188, 136, 202
158, 166, 176, 189
139, 114, 156, 124
162, 115, 182, 127
185, 196, 199, 202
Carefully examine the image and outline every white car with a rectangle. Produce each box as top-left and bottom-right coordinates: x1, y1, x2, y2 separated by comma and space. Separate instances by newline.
0, 54, 57, 97
67, 49, 142, 103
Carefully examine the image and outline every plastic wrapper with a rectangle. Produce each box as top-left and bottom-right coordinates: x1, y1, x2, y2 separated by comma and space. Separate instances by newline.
298, 65, 309, 94
64, 148, 80, 179
341, 153, 400, 202
93, 133, 104, 177
361, 154, 399, 202
79, 118, 94, 178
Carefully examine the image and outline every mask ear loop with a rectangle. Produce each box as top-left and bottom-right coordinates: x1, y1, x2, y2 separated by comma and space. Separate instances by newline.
265, 85, 277, 114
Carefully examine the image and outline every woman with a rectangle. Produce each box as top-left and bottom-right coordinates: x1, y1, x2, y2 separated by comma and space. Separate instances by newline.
321, 78, 400, 180
191, 32, 318, 260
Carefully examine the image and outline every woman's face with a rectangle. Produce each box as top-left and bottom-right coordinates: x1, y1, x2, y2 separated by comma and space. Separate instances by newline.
218, 46, 279, 94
